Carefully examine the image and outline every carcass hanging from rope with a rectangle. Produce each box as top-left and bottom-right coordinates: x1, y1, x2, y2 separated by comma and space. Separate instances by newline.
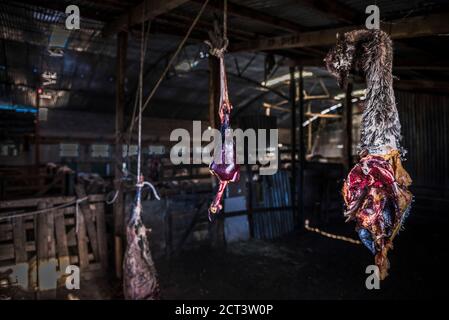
325, 29, 413, 280
123, 177, 161, 299
123, 12, 161, 299
205, 14, 241, 222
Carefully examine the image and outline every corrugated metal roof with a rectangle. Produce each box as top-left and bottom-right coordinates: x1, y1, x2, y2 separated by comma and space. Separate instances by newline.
0, 0, 448, 124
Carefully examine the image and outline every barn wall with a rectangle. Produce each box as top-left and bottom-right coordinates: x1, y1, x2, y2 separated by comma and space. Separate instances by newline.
396, 91, 449, 214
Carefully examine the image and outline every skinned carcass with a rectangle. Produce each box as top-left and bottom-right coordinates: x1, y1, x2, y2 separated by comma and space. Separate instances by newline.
325, 29, 413, 279
208, 55, 240, 222
123, 181, 160, 299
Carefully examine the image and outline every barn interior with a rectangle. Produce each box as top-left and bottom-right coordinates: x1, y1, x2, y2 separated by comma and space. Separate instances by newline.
0, 0, 448, 300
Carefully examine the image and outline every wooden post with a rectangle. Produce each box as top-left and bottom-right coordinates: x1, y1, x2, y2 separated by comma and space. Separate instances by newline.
54, 209, 70, 277
76, 203, 90, 270
246, 165, 254, 238
74, 184, 99, 260
343, 80, 353, 170
12, 216, 28, 289
289, 67, 297, 226
95, 202, 108, 270
34, 88, 41, 178
114, 31, 127, 279
36, 201, 57, 299
297, 66, 305, 229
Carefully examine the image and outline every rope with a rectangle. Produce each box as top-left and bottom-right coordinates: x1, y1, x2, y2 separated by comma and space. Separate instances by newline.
127, 19, 152, 151
0, 197, 88, 222
106, 189, 119, 204
137, 0, 210, 116
136, 181, 161, 201
205, 0, 228, 58
136, 7, 145, 183
304, 219, 362, 245
223, 0, 227, 42
134, 6, 161, 220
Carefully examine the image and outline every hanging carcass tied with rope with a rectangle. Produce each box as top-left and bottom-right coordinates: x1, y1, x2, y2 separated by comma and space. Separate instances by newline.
205, 2, 241, 222
122, 16, 161, 300
123, 0, 211, 299
325, 29, 413, 280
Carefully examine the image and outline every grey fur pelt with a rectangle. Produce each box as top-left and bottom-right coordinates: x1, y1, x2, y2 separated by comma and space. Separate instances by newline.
324, 29, 404, 156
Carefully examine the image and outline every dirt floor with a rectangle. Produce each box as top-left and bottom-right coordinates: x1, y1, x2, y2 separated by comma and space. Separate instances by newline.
2, 213, 446, 300
156, 215, 447, 300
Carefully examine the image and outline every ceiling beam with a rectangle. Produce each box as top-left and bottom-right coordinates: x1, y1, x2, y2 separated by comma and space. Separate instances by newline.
192, 0, 305, 33
297, 0, 359, 24
283, 56, 449, 70
103, 0, 190, 36
230, 12, 449, 52
394, 79, 449, 94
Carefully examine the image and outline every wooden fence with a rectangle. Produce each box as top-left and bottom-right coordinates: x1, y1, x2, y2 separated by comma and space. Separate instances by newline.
0, 193, 107, 297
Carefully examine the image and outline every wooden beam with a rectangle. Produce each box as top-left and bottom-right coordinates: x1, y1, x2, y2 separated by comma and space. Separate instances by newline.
394, 79, 449, 93
284, 56, 449, 70
114, 31, 127, 279
231, 12, 449, 52
297, 66, 305, 229
103, 0, 190, 36
192, 0, 305, 33
297, 0, 359, 24
289, 67, 297, 227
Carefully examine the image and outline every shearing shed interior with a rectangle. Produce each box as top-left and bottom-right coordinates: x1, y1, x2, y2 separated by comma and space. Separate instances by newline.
0, 0, 448, 301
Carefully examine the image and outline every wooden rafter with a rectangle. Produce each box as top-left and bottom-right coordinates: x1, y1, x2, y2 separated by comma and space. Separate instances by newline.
192, 0, 305, 33
297, 0, 359, 24
103, 0, 190, 36
231, 12, 449, 52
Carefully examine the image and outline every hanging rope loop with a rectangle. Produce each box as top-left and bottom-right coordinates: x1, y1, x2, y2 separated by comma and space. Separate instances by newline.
205, 0, 228, 58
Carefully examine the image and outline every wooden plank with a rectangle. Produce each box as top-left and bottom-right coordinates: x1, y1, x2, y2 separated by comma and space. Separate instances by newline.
54, 210, 70, 274
13, 217, 27, 263
74, 184, 100, 261
231, 12, 449, 52
94, 202, 108, 270
0, 196, 74, 209
0, 242, 36, 261
0, 232, 12, 242
76, 205, 90, 270
103, 0, 190, 36
114, 30, 127, 279
36, 201, 57, 298
0, 194, 104, 209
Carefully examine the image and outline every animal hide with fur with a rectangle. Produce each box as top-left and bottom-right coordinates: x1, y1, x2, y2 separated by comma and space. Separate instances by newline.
325, 29, 413, 279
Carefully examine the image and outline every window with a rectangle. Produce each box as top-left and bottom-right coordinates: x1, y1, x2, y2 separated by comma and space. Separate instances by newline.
91, 144, 110, 158
123, 145, 138, 157
149, 145, 165, 155
59, 143, 79, 157
0, 143, 19, 156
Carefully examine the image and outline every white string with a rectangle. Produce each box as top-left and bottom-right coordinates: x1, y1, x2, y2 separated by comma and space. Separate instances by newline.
75, 198, 87, 234
106, 190, 119, 204
0, 197, 88, 222
139, 181, 161, 201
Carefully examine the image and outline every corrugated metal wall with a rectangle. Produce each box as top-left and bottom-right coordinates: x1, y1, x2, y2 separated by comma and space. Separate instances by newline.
396, 91, 449, 200
251, 170, 295, 239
